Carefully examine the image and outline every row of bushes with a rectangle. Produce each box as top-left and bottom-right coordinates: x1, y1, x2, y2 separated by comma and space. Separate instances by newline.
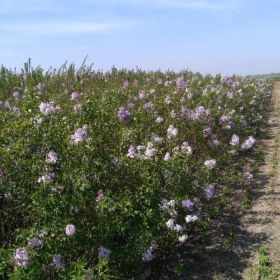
0, 63, 271, 279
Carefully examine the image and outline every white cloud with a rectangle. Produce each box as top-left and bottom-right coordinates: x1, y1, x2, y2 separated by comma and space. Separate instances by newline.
0, 20, 135, 36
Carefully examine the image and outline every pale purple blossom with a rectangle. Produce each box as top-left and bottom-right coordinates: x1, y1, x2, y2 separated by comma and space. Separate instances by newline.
178, 234, 188, 243
127, 145, 136, 158
167, 125, 178, 139
70, 91, 80, 102
173, 224, 184, 232
122, 80, 129, 89
185, 214, 198, 223
181, 142, 192, 154
176, 76, 186, 89
166, 219, 175, 229
13, 247, 29, 267
118, 107, 130, 123
138, 90, 145, 99
98, 246, 112, 260
53, 254, 64, 268
65, 224, 76, 236
46, 151, 58, 164
155, 116, 163, 123
70, 126, 88, 145
96, 189, 104, 202
204, 185, 214, 198
182, 200, 194, 211
13, 91, 21, 100
164, 152, 171, 161
230, 134, 240, 146
241, 136, 256, 150
203, 127, 212, 138
39, 101, 61, 116
28, 238, 42, 248
38, 171, 55, 184
144, 142, 157, 160
142, 241, 156, 262
204, 159, 217, 169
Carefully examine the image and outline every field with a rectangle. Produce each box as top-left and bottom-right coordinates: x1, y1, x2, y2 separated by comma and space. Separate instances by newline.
0, 62, 277, 279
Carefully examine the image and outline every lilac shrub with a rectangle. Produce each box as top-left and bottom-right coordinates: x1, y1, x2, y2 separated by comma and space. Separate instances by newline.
0, 65, 271, 279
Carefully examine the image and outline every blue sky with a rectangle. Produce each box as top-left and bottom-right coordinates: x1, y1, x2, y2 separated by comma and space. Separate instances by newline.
0, 0, 279, 75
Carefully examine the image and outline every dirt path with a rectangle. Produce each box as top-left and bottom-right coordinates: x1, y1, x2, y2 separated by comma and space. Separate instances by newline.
241, 81, 280, 279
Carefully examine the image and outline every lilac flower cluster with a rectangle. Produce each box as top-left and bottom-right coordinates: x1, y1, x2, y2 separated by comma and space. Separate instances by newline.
65, 224, 76, 236
13, 247, 29, 267
118, 107, 130, 123
39, 101, 61, 116
70, 125, 88, 145
241, 136, 256, 150
98, 246, 112, 260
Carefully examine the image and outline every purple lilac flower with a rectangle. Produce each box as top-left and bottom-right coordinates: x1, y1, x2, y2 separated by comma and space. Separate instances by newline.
157, 78, 162, 85
176, 77, 186, 89
53, 254, 64, 268
221, 75, 228, 83
70, 91, 80, 102
203, 127, 212, 138
155, 116, 163, 123
127, 145, 136, 158
46, 151, 58, 164
167, 125, 178, 139
13, 91, 21, 100
230, 134, 240, 146
28, 238, 42, 248
181, 142, 192, 154
142, 241, 156, 262
39, 101, 61, 116
185, 214, 198, 223
219, 114, 231, 124
36, 83, 44, 90
38, 171, 55, 184
96, 189, 104, 202
182, 200, 194, 211
204, 185, 215, 198
204, 159, 217, 169
118, 107, 130, 123
181, 107, 190, 120
142, 248, 154, 262
173, 224, 184, 232
178, 234, 188, 243
65, 224, 76, 236
122, 80, 129, 89
144, 142, 157, 160
226, 92, 234, 99
13, 247, 29, 267
98, 246, 112, 260
70, 126, 88, 145
166, 219, 175, 229
138, 90, 145, 99
241, 136, 256, 150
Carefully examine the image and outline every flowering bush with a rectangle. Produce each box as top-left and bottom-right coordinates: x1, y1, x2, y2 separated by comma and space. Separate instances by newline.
0, 63, 271, 279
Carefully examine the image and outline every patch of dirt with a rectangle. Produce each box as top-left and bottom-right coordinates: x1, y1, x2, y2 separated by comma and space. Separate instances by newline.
242, 81, 280, 278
